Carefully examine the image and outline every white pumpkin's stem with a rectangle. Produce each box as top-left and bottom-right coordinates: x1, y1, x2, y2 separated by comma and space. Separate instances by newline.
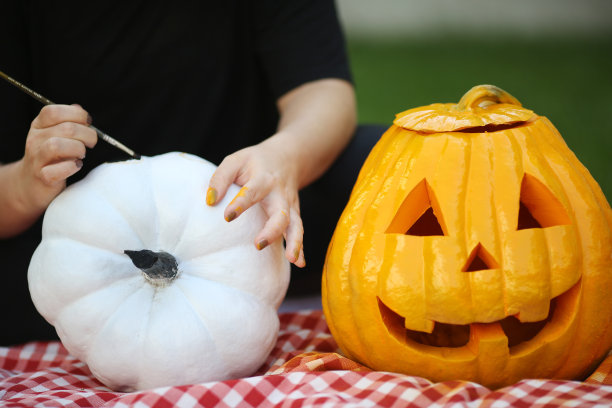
124, 249, 179, 286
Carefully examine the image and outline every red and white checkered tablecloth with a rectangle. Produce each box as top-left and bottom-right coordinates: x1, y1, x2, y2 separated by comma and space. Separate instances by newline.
2, 310, 612, 407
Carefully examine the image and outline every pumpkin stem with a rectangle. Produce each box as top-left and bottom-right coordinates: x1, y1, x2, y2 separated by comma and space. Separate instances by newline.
455, 84, 522, 111
124, 249, 179, 285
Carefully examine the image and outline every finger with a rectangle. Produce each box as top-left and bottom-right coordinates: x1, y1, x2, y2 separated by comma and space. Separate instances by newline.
254, 207, 291, 251
206, 153, 243, 206
293, 244, 306, 268
34, 136, 88, 166
283, 209, 306, 267
224, 176, 271, 222
32, 104, 92, 129
55, 121, 97, 148
39, 159, 83, 186
30, 119, 97, 150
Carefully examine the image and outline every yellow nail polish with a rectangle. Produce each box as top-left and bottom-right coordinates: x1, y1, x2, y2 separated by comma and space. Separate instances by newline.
237, 186, 248, 197
293, 242, 302, 262
229, 186, 248, 206
206, 188, 217, 206
225, 211, 236, 222
256, 239, 269, 250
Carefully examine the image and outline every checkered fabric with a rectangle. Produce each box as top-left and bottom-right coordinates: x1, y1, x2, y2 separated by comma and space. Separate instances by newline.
2, 310, 612, 407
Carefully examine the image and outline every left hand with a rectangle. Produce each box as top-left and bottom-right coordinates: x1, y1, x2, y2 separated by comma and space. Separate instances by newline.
206, 139, 306, 267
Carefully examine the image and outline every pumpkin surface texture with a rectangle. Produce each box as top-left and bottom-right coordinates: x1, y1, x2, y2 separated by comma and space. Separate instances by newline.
28, 152, 290, 391
322, 85, 612, 388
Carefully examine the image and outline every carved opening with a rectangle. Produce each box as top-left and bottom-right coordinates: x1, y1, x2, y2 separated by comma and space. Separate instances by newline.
462, 243, 499, 272
386, 180, 446, 236
500, 298, 557, 347
377, 286, 570, 350
407, 207, 445, 236
406, 321, 471, 348
518, 202, 541, 229
377, 297, 470, 347
517, 174, 571, 230
455, 121, 528, 133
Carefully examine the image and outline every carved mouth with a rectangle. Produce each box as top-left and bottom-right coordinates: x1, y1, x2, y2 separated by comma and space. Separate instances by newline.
378, 283, 577, 349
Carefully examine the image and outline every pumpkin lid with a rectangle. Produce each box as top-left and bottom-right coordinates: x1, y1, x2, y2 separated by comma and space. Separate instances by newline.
394, 84, 536, 133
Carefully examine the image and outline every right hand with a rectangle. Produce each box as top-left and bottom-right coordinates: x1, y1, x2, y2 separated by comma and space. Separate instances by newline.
16, 104, 97, 214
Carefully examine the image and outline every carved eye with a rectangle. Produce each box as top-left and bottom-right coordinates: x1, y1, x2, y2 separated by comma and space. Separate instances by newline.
517, 174, 571, 230
386, 180, 446, 236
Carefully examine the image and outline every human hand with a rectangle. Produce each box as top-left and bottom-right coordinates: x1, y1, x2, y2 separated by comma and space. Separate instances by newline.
206, 140, 306, 267
16, 104, 97, 214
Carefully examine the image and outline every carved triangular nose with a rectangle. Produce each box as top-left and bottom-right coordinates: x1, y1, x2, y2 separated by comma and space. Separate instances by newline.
462, 243, 499, 272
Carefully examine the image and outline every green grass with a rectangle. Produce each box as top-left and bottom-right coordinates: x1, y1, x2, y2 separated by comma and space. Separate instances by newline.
348, 37, 612, 200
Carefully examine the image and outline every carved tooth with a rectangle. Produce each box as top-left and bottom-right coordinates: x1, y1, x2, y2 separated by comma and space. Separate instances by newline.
516, 301, 551, 322
405, 317, 435, 334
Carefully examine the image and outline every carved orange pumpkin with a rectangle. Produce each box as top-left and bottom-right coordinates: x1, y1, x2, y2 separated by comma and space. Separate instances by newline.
322, 85, 612, 388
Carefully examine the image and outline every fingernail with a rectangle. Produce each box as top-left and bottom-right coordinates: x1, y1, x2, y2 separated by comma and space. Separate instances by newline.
75, 159, 83, 169
225, 211, 237, 222
86, 114, 93, 125
293, 246, 301, 262
206, 188, 217, 205
257, 239, 269, 250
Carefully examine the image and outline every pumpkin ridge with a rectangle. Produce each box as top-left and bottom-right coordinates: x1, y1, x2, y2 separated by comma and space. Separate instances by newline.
519, 124, 577, 300
45, 188, 146, 251
521, 124, 574, 219
349, 126, 401, 193
541, 118, 612, 227
175, 276, 276, 378
460, 132, 473, 317
179, 259, 282, 307
466, 133, 500, 322
146, 157, 167, 250
133, 284, 156, 389
485, 134, 503, 272
79, 283, 152, 368
421, 136, 470, 323
174, 280, 220, 352
500, 128, 530, 317
586, 301, 612, 374
93, 161, 156, 249
392, 135, 428, 327
484, 134, 506, 320
348, 128, 418, 362
537, 119, 610, 228
43, 241, 142, 316
176, 236, 256, 264
537, 128, 612, 377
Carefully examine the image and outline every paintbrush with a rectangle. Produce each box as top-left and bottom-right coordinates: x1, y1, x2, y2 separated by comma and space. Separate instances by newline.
0, 70, 141, 160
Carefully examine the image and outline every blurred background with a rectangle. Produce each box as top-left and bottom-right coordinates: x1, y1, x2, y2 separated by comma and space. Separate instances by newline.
335, 0, 612, 199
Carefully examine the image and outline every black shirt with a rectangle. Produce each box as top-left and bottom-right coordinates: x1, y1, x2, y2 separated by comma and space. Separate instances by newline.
0, 0, 351, 345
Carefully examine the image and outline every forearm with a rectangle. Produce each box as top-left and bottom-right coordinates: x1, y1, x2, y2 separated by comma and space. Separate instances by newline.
270, 78, 356, 189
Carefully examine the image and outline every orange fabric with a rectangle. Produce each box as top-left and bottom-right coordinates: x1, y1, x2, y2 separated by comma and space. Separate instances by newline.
585, 352, 612, 385
274, 351, 612, 386
270, 352, 371, 375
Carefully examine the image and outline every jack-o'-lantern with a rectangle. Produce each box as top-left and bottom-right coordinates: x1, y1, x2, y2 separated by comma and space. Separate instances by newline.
322, 85, 612, 388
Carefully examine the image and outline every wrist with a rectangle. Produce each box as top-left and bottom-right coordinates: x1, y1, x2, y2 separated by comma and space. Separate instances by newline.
0, 161, 48, 231
258, 131, 304, 187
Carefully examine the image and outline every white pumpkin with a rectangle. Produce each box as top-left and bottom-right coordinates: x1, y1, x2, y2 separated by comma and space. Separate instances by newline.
28, 152, 290, 392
